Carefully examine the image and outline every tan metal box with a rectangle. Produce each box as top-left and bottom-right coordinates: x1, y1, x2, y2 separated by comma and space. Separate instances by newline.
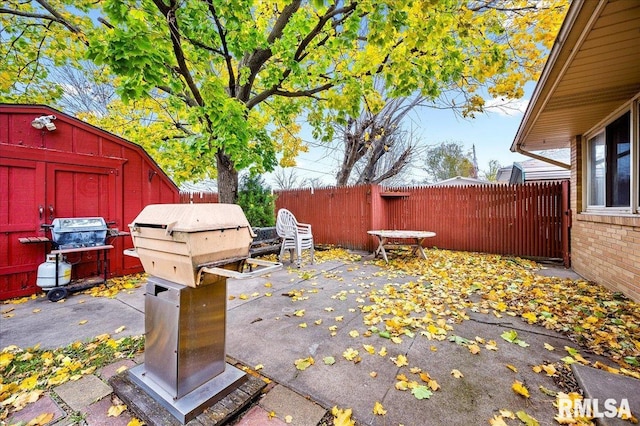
129, 204, 254, 287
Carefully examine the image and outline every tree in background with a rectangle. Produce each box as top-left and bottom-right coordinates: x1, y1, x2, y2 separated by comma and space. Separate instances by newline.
237, 174, 276, 227
482, 159, 502, 182
423, 141, 475, 183
1, 0, 569, 202
334, 92, 422, 186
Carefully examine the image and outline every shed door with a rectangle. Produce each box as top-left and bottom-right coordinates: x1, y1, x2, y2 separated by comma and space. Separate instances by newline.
46, 164, 116, 221
0, 158, 46, 298
46, 164, 117, 279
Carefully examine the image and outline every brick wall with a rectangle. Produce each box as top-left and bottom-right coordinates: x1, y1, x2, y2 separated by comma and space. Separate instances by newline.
570, 136, 640, 302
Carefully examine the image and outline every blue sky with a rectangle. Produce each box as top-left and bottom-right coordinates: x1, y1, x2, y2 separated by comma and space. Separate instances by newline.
267, 93, 532, 187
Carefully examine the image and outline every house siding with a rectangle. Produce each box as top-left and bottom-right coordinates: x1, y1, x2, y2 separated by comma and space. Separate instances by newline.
570, 136, 640, 302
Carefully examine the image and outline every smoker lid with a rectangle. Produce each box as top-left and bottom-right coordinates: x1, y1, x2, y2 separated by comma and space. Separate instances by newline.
130, 203, 252, 233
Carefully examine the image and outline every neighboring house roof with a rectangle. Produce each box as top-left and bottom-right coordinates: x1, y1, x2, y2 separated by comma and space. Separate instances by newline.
429, 176, 495, 187
511, 0, 640, 154
497, 159, 570, 184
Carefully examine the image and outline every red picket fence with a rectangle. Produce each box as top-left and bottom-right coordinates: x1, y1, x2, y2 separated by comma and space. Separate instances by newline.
179, 181, 570, 264
275, 182, 570, 263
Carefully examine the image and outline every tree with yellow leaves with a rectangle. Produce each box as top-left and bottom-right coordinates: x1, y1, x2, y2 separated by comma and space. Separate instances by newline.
0, 0, 568, 202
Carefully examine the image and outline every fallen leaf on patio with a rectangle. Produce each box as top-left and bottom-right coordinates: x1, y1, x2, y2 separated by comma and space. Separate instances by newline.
335, 316, 344, 321
239, 294, 248, 300
499, 410, 515, 419
323, 356, 335, 365
268, 411, 276, 419
544, 343, 555, 351
391, 354, 408, 367
126, 419, 144, 426
363, 344, 375, 354
489, 415, 508, 426
342, 348, 359, 361
285, 415, 293, 423
349, 330, 359, 338
294, 309, 305, 317
370, 371, 377, 378
378, 347, 387, 357
298, 322, 307, 328
522, 312, 537, 323
294, 357, 314, 371
331, 406, 355, 426
108, 404, 127, 417
395, 379, 408, 390
314, 319, 322, 325
485, 340, 498, 351
324, 307, 334, 312
500, 330, 529, 347
254, 364, 264, 370
451, 369, 464, 378
264, 282, 272, 288
26, 412, 54, 426
512, 380, 530, 398
78, 320, 88, 325
32, 308, 41, 314
539, 386, 557, 397
428, 379, 440, 391
114, 326, 126, 334
19, 374, 38, 390
467, 344, 481, 354
411, 385, 433, 400
373, 401, 387, 415
516, 410, 539, 426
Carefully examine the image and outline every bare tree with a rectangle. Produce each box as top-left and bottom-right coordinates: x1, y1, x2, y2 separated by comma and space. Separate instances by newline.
335, 94, 424, 186
271, 168, 300, 190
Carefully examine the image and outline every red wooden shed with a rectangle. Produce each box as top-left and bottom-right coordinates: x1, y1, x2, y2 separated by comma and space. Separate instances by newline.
0, 104, 180, 300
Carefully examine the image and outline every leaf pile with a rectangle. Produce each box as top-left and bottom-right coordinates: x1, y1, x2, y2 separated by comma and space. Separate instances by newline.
0, 334, 144, 420
370, 249, 640, 372
81, 273, 146, 298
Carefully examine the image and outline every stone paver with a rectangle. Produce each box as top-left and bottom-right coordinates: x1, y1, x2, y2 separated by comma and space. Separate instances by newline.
54, 375, 113, 412
5, 394, 65, 426
234, 405, 288, 426
84, 395, 135, 426
258, 384, 326, 426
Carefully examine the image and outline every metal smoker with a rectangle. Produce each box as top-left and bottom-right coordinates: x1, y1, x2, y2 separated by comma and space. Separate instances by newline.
125, 203, 280, 423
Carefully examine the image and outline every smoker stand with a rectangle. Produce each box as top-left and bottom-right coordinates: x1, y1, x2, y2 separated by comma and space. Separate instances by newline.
125, 275, 247, 424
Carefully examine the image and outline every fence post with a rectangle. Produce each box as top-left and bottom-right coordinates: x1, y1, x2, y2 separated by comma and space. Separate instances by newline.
561, 180, 571, 268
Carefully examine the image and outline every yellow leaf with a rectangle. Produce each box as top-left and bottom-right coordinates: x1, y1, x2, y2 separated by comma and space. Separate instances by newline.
268, 411, 276, 419
395, 380, 409, 391
532, 365, 542, 373
544, 343, 555, 351
392, 354, 408, 367
378, 347, 387, 357
314, 319, 322, 325
467, 344, 481, 354
294, 309, 305, 317
26, 412, 54, 426
349, 330, 359, 338
116, 365, 129, 374
32, 308, 41, 314
512, 380, 530, 398
239, 294, 248, 300
451, 369, 464, 378
506, 364, 518, 373
363, 344, 376, 354
428, 379, 440, 391
419, 372, 431, 382
19, 374, 39, 390
78, 320, 88, 325
522, 312, 537, 323
126, 419, 145, 426
391, 336, 403, 344
369, 371, 377, 378
542, 364, 557, 376
114, 326, 126, 333
0, 352, 15, 369
331, 406, 355, 426
343, 348, 359, 362
254, 364, 264, 371
108, 404, 127, 417
335, 316, 344, 321
373, 401, 386, 415
285, 415, 293, 423
298, 323, 307, 328
489, 415, 509, 426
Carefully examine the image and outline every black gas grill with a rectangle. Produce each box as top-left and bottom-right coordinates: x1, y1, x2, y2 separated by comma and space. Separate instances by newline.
49, 217, 108, 249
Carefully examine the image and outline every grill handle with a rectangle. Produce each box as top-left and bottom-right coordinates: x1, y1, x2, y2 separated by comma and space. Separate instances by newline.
199, 258, 282, 281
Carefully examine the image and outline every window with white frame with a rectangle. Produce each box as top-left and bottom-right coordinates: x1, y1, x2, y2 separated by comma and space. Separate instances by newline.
585, 109, 634, 212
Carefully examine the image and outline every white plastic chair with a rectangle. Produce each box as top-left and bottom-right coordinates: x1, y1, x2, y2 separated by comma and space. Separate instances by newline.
276, 208, 314, 267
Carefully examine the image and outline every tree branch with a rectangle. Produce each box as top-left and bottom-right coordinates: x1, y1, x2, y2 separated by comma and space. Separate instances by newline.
204, 0, 237, 97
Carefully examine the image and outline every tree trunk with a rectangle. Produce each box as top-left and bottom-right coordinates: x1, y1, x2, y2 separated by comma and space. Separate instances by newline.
216, 149, 239, 204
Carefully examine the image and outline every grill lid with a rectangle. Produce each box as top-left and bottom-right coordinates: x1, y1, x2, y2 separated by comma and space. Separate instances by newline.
50, 217, 108, 248
130, 203, 253, 234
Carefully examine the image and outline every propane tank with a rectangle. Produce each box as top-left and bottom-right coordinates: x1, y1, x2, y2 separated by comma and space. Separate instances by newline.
37, 254, 72, 289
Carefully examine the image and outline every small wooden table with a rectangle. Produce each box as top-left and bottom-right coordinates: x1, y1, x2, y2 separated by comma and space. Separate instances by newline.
367, 230, 436, 263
